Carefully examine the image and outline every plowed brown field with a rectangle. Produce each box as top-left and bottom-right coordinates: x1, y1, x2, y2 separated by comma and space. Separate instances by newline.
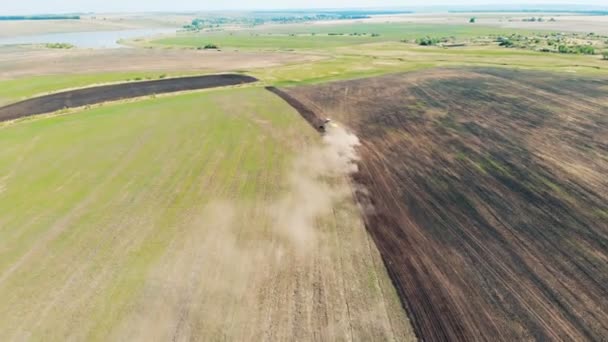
281, 68, 608, 341
0, 74, 257, 122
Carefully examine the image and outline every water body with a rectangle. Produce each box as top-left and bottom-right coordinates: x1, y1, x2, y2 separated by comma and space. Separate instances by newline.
0, 28, 175, 48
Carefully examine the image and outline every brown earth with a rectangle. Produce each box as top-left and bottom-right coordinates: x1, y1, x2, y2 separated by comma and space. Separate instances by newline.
0, 74, 257, 122
266, 86, 329, 132
0, 46, 324, 80
280, 68, 608, 341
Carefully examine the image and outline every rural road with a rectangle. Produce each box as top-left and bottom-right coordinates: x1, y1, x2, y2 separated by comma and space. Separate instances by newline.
0, 74, 257, 122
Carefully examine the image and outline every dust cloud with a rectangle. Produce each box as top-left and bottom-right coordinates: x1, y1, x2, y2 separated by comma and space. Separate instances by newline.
269, 124, 361, 252
114, 124, 364, 340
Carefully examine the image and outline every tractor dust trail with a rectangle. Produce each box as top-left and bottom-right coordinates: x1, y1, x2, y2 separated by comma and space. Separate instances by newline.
269, 123, 361, 253
114, 124, 365, 340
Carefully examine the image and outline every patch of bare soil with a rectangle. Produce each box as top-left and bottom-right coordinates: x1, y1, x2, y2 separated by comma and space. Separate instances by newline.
282, 68, 608, 341
0, 46, 324, 80
0, 74, 257, 122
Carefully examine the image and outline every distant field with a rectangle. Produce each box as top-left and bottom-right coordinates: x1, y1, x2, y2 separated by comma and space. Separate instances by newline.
1, 40, 605, 107
144, 21, 608, 86
151, 23, 546, 50
252, 42, 608, 86
255, 22, 544, 38
284, 68, 608, 340
0, 20, 605, 105
0, 87, 413, 340
0, 45, 321, 80
153, 33, 377, 49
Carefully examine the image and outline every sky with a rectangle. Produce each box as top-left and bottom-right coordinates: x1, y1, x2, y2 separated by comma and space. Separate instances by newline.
2, 0, 606, 15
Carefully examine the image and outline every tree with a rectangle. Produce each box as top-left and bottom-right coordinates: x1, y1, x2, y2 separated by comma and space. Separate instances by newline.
603, 50, 608, 60
497, 37, 514, 47
197, 43, 218, 50
45, 42, 74, 49
558, 45, 570, 54
578, 45, 595, 55
469, 17, 476, 23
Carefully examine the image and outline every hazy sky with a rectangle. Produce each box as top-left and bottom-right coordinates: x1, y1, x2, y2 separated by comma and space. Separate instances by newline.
3, 0, 606, 15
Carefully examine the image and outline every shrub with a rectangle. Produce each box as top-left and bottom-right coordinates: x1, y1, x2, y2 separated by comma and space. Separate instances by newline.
558, 45, 596, 55
578, 45, 595, 55
416, 37, 442, 46
469, 17, 476, 23
45, 42, 74, 49
198, 43, 218, 50
602, 50, 608, 60
497, 37, 514, 47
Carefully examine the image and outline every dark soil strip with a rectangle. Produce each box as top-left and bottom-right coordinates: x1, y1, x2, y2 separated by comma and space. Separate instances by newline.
0, 74, 257, 122
266, 86, 327, 132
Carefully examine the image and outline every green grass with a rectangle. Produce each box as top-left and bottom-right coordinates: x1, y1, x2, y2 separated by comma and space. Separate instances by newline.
146, 22, 608, 86
249, 42, 608, 86
252, 54, 434, 86
152, 23, 548, 50
0, 20, 601, 97
154, 33, 379, 49
0, 87, 315, 340
0, 72, 202, 106
262, 22, 544, 39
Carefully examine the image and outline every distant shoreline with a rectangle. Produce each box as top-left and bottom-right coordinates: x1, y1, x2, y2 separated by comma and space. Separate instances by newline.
0, 15, 80, 21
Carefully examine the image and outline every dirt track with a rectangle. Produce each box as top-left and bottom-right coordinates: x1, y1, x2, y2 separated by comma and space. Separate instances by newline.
0, 74, 257, 122
281, 68, 608, 341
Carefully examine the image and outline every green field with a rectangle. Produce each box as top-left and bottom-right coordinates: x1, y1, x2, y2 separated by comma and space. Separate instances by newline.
251, 42, 608, 86
152, 23, 546, 50
0, 87, 411, 340
0, 88, 294, 339
154, 33, 377, 49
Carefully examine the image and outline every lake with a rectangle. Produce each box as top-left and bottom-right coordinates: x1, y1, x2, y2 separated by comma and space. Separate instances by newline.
0, 28, 176, 48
